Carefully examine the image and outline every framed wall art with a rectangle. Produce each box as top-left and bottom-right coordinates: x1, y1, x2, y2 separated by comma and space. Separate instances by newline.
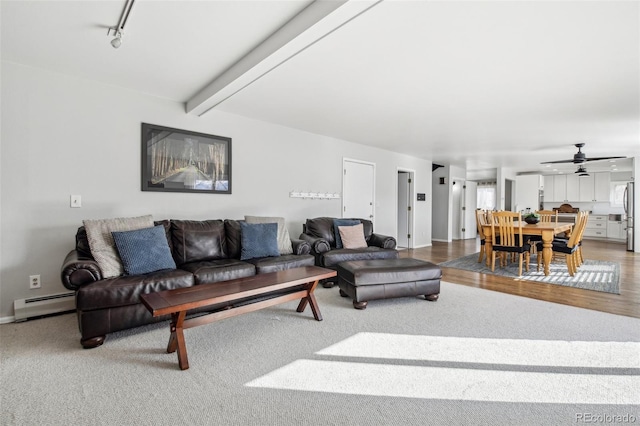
141, 123, 231, 194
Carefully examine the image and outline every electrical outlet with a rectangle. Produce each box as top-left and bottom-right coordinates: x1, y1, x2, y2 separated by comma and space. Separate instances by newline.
29, 275, 41, 289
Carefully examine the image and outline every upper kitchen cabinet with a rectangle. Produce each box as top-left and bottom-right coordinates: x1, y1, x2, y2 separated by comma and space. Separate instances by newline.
544, 172, 610, 202
578, 172, 610, 202
593, 172, 611, 202
547, 174, 573, 202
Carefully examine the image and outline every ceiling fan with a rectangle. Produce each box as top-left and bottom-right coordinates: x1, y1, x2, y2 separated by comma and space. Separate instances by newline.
540, 143, 625, 165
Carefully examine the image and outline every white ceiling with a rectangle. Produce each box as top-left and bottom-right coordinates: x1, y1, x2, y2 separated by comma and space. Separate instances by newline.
2, 0, 638, 175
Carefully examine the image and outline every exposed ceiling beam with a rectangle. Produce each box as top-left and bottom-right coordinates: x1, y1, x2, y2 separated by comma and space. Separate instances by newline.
186, 0, 381, 117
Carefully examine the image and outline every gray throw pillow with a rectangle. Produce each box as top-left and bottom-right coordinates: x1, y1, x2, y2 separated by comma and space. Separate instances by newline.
83, 215, 155, 278
244, 215, 293, 255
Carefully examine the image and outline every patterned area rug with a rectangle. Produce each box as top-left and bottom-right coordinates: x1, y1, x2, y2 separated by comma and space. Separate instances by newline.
439, 253, 620, 294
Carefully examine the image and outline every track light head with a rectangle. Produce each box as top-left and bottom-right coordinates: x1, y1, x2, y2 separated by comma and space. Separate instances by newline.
110, 31, 123, 49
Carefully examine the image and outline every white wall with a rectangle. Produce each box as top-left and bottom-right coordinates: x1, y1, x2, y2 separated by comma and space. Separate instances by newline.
515, 175, 542, 213
0, 62, 433, 320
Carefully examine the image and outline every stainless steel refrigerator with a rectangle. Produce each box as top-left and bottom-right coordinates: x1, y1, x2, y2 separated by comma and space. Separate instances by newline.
624, 181, 635, 251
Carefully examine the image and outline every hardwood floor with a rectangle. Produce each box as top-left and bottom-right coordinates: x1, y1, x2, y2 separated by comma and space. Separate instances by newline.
400, 238, 640, 319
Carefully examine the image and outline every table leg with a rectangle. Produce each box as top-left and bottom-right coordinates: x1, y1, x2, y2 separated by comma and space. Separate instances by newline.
296, 279, 323, 321
485, 239, 493, 268
541, 229, 553, 276
167, 311, 189, 370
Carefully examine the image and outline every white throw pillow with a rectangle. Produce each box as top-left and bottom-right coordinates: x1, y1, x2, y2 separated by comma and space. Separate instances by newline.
339, 223, 368, 249
244, 215, 294, 255
83, 215, 155, 278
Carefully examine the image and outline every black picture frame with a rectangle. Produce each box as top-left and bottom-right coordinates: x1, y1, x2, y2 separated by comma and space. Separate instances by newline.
141, 123, 232, 194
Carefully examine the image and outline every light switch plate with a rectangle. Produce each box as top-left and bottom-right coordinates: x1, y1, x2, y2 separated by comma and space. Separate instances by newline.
70, 195, 82, 208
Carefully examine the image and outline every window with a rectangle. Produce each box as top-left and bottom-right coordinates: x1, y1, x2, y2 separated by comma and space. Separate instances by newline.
611, 183, 626, 206
477, 182, 496, 210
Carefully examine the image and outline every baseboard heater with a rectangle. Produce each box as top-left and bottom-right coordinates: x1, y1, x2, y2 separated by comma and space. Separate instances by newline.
14, 292, 75, 322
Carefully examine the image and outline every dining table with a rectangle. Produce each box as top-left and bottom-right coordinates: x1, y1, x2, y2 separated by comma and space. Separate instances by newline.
482, 221, 573, 276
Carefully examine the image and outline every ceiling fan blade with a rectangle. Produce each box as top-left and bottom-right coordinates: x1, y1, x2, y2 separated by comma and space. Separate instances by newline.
540, 159, 575, 164
584, 156, 626, 162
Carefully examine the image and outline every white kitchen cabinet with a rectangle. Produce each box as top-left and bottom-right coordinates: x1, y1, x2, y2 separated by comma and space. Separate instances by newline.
578, 175, 594, 202
544, 175, 555, 201
552, 175, 567, 202
607, 220, 626, 240
593, 172, 611, 202
545, 172, 612, 203
566, 175, 579, 201
583, 215, 607, 238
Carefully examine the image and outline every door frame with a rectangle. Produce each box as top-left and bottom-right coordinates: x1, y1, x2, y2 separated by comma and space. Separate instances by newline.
396, 167, 415, 248
342, 158, 376, 221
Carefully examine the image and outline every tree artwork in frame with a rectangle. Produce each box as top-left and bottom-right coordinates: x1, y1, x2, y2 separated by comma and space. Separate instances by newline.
141, 123, 231, 194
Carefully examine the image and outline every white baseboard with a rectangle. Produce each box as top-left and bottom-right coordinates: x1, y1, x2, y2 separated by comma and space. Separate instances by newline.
0, 316, 16, 324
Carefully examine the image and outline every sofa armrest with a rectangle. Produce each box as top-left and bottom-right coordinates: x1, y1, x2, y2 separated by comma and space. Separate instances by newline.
291, 238, 311, 256
60, 250, 102, 291
299, 233, 330, 254
368, 233, 397, 249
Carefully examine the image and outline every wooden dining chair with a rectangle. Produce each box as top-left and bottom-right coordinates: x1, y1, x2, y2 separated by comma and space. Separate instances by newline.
536, 210, 558, 224
537, 211, 588, 276
489, 211, 531, 277
575, 212, 589, 267
475, 209, 490, 263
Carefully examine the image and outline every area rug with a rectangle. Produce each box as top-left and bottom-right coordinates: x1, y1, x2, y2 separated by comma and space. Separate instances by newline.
439, 253, 620, 294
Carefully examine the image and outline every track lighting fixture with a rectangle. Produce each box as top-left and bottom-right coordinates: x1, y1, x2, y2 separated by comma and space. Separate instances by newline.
107, 0, 135, 49
110, 30, 123, 49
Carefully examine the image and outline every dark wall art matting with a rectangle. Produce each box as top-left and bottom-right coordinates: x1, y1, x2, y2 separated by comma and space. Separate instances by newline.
141, 123, 231, 194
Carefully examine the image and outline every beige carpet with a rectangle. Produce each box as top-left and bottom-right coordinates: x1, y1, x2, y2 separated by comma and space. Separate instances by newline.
1, 281, 639, 425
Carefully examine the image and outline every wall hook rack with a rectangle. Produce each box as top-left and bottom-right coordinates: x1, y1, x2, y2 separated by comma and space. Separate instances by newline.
289, 191, 340, 200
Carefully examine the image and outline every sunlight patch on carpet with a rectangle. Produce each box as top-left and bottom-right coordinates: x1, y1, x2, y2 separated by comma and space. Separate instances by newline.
246, 333, 640, 405
317, 333, 640, 368
246, 360, 638, 405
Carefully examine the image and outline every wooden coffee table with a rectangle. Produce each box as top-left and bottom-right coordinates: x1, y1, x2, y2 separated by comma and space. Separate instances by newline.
140, 266, 336, 370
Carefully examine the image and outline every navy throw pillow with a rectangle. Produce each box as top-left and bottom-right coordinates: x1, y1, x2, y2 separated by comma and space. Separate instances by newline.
239, 222, 280, 260
333, 219, 361, 248
112, 225, 176, 275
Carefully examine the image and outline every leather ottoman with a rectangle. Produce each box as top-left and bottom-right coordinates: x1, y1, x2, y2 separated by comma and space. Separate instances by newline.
337, 258, 441, 309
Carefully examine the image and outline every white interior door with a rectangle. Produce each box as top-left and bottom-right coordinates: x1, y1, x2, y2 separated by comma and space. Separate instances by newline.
343, 159, 375, 221
397, 171, 410, 247
464, 181, 478, 239
452, 180, 463, 240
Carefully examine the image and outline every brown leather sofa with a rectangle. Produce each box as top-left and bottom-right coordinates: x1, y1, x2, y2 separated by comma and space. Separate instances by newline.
299, 217, 398, 287
61, 219, 313, 349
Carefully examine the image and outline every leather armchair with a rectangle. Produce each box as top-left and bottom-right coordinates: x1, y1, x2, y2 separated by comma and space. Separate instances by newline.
299, 217, 398, 287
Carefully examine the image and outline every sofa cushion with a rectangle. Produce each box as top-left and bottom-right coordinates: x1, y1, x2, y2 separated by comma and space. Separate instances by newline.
179, 259, 256, 285
338, 223, 368, 249
171, 220, 227, 265
240, 222, 280, 260
75, 268, 194, 311
83, 215, 155, 278
245, 254, 315, 274
321, 247, 399, 268
245, 215, 293, 255
112, 225, 176, 275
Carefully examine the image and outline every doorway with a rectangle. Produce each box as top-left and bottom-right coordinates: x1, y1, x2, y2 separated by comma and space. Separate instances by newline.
505, 179, 514, 211
343, 159, 375, 221
397, 169, 415, 248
